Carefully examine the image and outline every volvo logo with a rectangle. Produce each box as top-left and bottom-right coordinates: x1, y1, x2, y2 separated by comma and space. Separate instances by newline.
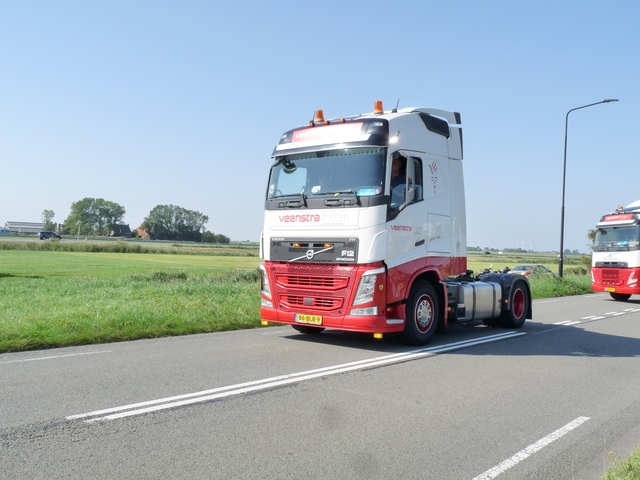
290, 245, 335, 263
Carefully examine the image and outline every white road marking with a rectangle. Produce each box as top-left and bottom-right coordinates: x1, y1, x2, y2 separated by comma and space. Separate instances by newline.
68, 332, 525, 422
472, 416, 590, 480
0, 350, 112, 365
557, 306, 640, 325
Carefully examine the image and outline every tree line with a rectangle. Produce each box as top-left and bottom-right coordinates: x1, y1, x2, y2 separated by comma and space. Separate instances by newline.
42, 198, 230, 243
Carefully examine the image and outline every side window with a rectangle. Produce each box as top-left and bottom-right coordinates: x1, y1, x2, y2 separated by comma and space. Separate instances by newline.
390, 154, 423, 210
411, 157, 423, 203
390, 154, 407, 209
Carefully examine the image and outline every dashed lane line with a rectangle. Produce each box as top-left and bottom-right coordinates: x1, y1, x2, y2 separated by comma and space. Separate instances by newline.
472, 416, 590, 480
0, 350, 112, 365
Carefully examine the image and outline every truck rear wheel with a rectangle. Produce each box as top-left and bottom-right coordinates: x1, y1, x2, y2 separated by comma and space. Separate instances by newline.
400, 281, 438, 346
499, 279, 529, 328
610, 293, 631, 301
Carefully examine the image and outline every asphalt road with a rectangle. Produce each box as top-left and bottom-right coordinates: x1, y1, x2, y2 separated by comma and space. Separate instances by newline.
2, 293, 639, 479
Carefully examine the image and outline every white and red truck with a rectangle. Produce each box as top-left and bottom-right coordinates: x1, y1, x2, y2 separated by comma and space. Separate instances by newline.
259, 101, 532, 345
591, 200, 640, 301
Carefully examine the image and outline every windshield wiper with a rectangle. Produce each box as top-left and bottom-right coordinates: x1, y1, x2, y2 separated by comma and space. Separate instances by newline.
317, 189, 357, 196
277, 190, 307, 208
270, 192, 299, 199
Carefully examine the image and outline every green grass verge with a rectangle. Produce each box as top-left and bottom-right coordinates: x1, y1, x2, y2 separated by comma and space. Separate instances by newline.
527, 274, 593, 299
0, 270, 261, 352
0, 249, 262, 352
602, 447, 640, 479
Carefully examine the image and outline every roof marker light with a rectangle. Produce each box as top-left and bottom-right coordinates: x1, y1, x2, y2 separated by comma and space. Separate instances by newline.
374, 100, 384, 114
315, 109, 325, 123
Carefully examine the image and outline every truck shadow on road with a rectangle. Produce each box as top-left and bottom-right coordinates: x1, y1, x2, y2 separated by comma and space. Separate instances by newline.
282, 313, 640, 359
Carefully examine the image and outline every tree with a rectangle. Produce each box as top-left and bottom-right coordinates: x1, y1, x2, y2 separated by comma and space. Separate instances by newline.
214, 233, 230, 244
62, 198, 126, 235
41, 210, 55, 231
202, 230, 231, 244
201, 230, 214, 243
141, 205, 208, 241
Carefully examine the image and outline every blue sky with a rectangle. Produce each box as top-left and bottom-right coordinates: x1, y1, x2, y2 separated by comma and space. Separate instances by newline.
2, 1, 638, 252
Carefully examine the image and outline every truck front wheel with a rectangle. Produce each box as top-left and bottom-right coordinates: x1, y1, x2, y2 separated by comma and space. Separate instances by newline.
610, 293, 631, 301
400, 281, 439, 346
292, 325, 325, 334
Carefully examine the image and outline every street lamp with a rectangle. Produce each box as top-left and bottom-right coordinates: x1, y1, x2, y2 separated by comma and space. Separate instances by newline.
559, 99, 618, 277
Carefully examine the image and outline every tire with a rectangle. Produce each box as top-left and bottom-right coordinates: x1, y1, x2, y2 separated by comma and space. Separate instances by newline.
499, 279, 529, 329
610, 293, 631, 301
292, 325, 325, 334
400, 281, 439, 346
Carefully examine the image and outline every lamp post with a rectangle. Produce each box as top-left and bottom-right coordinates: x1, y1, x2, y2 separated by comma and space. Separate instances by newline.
559, 99, 618, 277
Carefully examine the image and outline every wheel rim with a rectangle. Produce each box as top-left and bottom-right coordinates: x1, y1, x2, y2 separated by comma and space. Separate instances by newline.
415, 294, 434, 333
512, 288, 525, 318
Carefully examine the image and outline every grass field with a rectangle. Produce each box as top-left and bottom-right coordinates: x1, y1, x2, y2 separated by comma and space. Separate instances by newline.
1, 248, 261, 278
0, 248, 263, 352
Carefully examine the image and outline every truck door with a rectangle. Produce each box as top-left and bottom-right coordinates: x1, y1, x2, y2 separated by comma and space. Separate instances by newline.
387, 154, 427, 263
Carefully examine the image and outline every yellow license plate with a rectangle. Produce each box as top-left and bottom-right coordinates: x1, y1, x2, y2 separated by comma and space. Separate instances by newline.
295, 313, 323, 325
605, 287, 616, 292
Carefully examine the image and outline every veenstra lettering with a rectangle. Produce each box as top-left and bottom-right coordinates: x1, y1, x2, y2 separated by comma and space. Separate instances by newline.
278, 214, 321, 223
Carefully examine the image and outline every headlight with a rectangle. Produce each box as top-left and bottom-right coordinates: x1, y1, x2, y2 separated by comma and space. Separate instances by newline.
259, 264, 271, 299
352, 267, 384, 306
352, 273, 376, 306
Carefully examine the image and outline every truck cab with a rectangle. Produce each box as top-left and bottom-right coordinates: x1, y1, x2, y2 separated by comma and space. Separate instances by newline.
260, 101, 531, 345
591, 200, 640, 300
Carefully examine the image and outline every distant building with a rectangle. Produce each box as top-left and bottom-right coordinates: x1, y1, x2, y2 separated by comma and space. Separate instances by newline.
134, 227, 149, 238
4, 221, 46, 234
108, 224, 133, 238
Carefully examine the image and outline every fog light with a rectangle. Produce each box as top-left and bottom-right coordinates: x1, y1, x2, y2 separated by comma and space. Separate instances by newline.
349, 306, 378, 316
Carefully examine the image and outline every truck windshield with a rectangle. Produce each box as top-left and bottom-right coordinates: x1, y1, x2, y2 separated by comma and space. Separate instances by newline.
594, 225, 640, 251
267, 147, 385, 199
